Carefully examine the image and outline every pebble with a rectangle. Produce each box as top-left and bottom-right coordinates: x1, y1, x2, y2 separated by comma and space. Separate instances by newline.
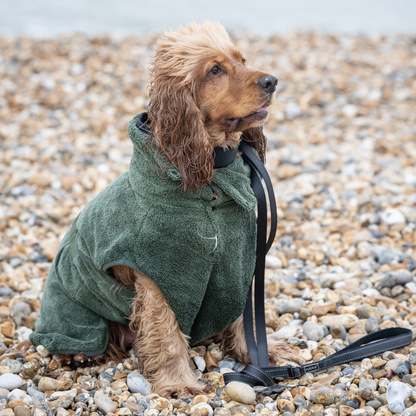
365, 317, 378, 333
329, 324, 347, 340
95, 393, 118, 414
302, 321, 325, 341
271, 325, 298, 340
126, 371, 151, 395
225, 382, 256, 404
380, 208, 406, 226
321, 315, 359, 329
310, 388, 335, 405
386, 381, 412, 413
385, 359, 402, 372
190, 403, 214, 416
359, 380, 377, 391
366, 400, 381, 410
7, 390, 28, 402
378, 272, 414, 288
13, 407, 31, 416
278, 299, 306, 314
0, 375, 23, 390
1, 360, 22, 375
265, 256, 283, 269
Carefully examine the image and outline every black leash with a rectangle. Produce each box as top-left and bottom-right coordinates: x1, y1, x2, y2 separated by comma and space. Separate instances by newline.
216, 140, 413, 387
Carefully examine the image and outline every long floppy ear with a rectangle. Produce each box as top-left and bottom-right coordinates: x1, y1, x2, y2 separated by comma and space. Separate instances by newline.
147, 81, 214, 192
241, 126, 267, 164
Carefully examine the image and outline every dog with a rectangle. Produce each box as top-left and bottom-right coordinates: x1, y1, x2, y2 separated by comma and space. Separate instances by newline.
30, 21, 299, 399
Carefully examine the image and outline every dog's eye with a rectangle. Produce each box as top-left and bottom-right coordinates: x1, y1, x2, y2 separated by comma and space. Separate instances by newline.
209, 66, 221, 76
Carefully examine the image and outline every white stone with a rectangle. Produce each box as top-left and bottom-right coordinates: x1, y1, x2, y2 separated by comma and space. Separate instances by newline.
321, 314, 359, 329
144, 409, 159, 416
7, 388, 29, 401
36, 345, 50, 358
405, 282, 416, 294
193, 356, 206, 372
0, 374, 23, 390
225, 381, 256, 404
127, 371, 152, 395
50, 388, 77, 400
342, 104, 358, 117
386, 381, 412, 414
95, 393, 118, 414
362, 288, 380, 297
357, 241, 371, 259
265, 256, 283, 269
271, 325, 297, 340
381, 208, 406, 226
190, 403, 214, 416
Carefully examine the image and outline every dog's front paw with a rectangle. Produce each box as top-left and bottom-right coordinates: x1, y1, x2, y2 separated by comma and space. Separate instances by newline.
157, 381, 210, 399
268, 339, 304, 366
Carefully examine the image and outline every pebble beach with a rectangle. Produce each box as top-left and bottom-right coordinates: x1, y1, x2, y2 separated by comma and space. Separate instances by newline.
1, 30, 416, 416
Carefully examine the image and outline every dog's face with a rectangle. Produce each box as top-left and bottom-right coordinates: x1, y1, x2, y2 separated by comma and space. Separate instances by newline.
196, 49, 277, 141
148, 22, 277, 191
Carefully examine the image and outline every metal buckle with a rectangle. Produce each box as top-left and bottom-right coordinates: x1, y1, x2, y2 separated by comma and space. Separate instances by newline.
288, 366, 302, 378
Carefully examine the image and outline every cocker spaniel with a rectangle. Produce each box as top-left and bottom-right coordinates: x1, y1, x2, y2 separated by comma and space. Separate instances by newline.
32, 22, 298, 399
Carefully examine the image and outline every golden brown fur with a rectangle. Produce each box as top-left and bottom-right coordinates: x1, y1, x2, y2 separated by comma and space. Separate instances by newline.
147, 21, 272, 191
65, 22, 294, 398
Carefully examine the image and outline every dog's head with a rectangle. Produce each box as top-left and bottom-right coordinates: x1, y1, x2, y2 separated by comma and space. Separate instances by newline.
148, 21, 277, 191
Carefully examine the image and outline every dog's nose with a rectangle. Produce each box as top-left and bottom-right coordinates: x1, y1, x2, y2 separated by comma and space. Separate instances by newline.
258, 75, 278, 93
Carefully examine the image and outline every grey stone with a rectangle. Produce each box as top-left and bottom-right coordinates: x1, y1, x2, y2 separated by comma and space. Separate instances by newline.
12, 302, 32, 326
378, 272, 413, 288
346, 401, 360, 409
409, 350, 416, 365
2, 359, 23, 374
126, 371, 151, 395
9, 258, 22, 268
366, 400, 381, 410
218, 358, 236, 369
359, 379, 377, 391
407, 261, 416, 272
75, 393, 89, 403
329, 324, 347, 340
302, 321, 324, 341
0, 288, 12, 297
365, 317, 379, 333
396, 364, 410, 377
378, 250, 400, 265
26, 387, 44, 398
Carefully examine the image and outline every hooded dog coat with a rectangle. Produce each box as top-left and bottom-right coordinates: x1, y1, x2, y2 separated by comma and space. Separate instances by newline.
30, 112, 257, 355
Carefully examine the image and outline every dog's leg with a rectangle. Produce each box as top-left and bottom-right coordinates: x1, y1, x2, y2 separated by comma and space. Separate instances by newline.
128, 269, 207, 399
222, 314, 301, 365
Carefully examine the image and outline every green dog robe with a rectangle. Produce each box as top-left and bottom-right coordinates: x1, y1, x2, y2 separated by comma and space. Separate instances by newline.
30, 112, 257, 355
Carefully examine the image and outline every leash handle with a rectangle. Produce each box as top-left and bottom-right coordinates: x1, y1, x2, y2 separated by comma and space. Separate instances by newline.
225, 141, 413, 387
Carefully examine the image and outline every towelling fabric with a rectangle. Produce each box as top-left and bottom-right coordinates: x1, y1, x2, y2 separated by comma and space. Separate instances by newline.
30, 112, 257, 355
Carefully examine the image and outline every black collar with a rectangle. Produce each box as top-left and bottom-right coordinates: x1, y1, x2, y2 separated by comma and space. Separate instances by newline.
135, 112, 238, 169
213, 145, 239, 168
